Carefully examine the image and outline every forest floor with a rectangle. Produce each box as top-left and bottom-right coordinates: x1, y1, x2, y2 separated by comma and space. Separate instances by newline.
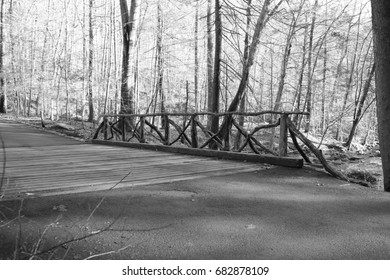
0, 114, 384, 190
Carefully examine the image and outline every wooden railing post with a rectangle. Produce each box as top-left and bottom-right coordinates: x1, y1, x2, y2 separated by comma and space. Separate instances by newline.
279, 113, 288, 156
164, 115, 170, 145
191, 115, 198, 148
223, 125, 230, 151
139, 116, 145, 143
103, 116, 108, 140
121, 116, 126, 142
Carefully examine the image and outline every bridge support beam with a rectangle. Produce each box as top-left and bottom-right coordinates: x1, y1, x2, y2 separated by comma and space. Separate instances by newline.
92, 140, 304, 168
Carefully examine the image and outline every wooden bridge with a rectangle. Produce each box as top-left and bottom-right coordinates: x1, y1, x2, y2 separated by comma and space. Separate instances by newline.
92, 111, 346, 180
2, 111, 343, 201
0, 118, 275, 201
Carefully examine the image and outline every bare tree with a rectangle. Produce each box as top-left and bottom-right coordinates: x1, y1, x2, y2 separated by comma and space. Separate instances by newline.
0, 0, 6, 114
218, 0, 275, 140
194, 0, 199, 112
234, 0, 252, 150
210, 0, 222, 142
119, 0, 138, 121
88, 0, 94, 122
206, 0, 214, 129
303, 0, 319, 133
344, 63, 375, 148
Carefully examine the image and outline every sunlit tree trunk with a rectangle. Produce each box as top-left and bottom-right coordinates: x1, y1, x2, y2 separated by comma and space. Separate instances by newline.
119, 0, 137, 125
194, 0, 199, 112
156, 0, 164, 120
274, 1, 303, 112
219, 0, 272, 141
88, 0, 94, 122
344, 63, 375, 148
304, 0, 318, 133
206, 0, 214, 129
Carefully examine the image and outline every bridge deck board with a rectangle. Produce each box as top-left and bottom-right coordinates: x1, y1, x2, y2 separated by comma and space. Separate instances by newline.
1, 143, 263, 200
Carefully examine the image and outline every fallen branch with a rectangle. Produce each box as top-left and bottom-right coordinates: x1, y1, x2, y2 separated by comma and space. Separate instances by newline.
287, 118, 348, 181
289, 128, 312, 164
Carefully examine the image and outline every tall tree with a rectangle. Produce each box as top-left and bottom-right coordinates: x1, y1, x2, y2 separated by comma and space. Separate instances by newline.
194, 0, 199, 112
219, 0, 274, 140
344, 63, 376, 148
119, 0, 138, 120
274, 0, 304, 112
304, 0, 319, 133
234, 0, 252, 150
88, 0, 94, 122
156, 0, 165, 120
210, 0, 222, 139
206, 0, 214, 129
0, 0, 5, 114
371, 0, 390, 192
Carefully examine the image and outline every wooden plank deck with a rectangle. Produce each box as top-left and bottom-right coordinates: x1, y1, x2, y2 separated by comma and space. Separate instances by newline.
1, 143, 264, 201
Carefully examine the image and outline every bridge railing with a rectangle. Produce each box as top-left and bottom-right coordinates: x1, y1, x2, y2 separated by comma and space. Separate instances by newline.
92, 111, 351, 181
93, 111, 309, 157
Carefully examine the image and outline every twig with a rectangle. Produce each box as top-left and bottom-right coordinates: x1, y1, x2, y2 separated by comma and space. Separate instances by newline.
84, 239, 147, 260
31, 216, 122, 258
29, 169, 133, 259
86, 170, 132, 222
0, 216, 20, 228
62, 170, 133, 259
30, 215, 63, 260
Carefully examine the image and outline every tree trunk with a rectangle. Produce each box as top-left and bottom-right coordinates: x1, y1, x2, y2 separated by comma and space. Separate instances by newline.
9, 0, 17, 115
304, 0, 318, 133
371, 0, 390, 192
234, 0, 251, 150
194, 0, 199, 112
0, 0, 5, 114
206, 0, 214, 129
345, 63, 376, 148
210, 0, 222, 144
88, 0, 94, 122
336, 5, 363, 140
119, 0, 138, 122
103, 3, 113, 115
292, 16, 308, 125
218, 0, 271, 140
157, 0, 164, 116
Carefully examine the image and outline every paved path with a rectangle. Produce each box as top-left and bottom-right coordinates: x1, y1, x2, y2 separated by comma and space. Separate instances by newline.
1, 119, 390, 259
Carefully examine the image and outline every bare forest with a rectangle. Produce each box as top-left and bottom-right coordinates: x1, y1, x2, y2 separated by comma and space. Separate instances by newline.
1, 0, 386, 190
3, 0, 390, 263
0, 0, 375, 143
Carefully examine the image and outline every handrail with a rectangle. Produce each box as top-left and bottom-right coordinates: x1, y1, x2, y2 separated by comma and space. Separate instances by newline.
93, 111, 308, 158
97, 110, 309, 119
